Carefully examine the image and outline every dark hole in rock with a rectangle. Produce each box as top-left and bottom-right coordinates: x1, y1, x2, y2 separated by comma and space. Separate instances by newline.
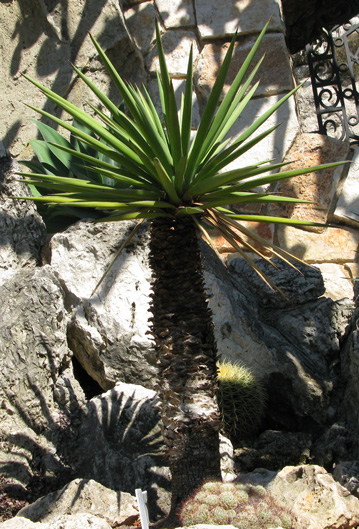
71, 357, 103, 400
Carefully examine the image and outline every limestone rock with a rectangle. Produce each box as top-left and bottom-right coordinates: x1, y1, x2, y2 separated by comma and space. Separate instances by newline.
0, 266, 84, 486
17, 479, 137, 526
237, 465, 359, 529
229, 257, 325, 307
267, 465, 359, 529
0, 514, 112, 529
1, 0, 138, 159
293, 73, 319, 132
0, 519, 38, 529
0, 156, 46, 285
195, 0, 283, 38
49, 220, 157, 390
269, 133, 350, 230
124, 2, 157, 52
333, 461, 359, 498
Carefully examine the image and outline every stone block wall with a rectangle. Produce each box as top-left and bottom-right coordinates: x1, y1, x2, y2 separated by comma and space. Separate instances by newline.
0, 0, 358, 299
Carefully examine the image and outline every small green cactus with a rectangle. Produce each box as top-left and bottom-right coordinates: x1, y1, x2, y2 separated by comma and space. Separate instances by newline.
217, 360, 266, 440
212, 506, 228, 524
178, 480, 294, 529
219, 491, 237, 508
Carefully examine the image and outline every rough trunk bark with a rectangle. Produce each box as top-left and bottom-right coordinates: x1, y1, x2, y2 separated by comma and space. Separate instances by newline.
148, 215, 222, 515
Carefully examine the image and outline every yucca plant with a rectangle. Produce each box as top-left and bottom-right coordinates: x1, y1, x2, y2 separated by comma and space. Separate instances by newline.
18, 20, 345, 517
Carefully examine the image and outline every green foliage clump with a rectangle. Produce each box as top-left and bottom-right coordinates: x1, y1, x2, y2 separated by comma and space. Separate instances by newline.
217, 360, 266, 440
179, 480, 294, 529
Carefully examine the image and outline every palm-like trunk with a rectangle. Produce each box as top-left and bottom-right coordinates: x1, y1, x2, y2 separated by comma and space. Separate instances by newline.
149, 215, 222, 514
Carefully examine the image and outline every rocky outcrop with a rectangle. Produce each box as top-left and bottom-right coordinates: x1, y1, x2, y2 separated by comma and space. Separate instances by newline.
0, 174, 356, 504
237, 464, 359, 529
340, 294, 359, 458
1, 1, 359, 527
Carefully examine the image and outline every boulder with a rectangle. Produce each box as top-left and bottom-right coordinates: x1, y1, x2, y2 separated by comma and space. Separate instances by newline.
310, 423, 356, 469
268, 465, 359, 529
0, 265, 85, 487
48, 220, 158, 391
228, 257, 326, 307
237, 464, 359, 529
17, 479, 137, 526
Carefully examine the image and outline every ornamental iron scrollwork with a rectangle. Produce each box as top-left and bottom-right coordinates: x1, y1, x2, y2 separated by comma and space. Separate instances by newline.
306, 17, 359, 145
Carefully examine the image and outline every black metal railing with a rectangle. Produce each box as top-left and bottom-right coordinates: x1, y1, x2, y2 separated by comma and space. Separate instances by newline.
306, 17, 359, 145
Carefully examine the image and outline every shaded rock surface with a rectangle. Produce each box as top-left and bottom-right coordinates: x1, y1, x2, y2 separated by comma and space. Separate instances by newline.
234, 430, 312, 472
333, 461, 359, 498
48, 218, 355, 437
341, 298, 359, 458
66, 382, 170, 519
5, 463, 359, 529
0, 156, 46, 284
206, 251, 354, 434
0, 265, 84, 487
17, 479, 137, 525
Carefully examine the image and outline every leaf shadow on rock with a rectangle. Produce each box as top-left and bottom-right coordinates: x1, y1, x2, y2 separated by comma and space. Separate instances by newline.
2, 363, 170, 521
